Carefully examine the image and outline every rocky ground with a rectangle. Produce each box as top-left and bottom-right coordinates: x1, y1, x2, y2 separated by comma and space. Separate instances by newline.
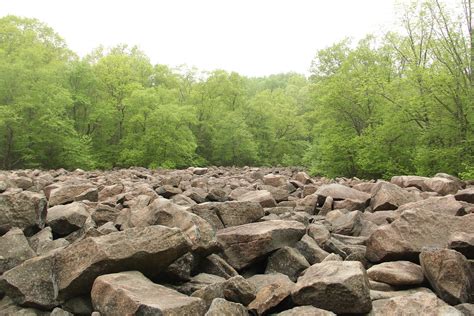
0, 167, 473, 315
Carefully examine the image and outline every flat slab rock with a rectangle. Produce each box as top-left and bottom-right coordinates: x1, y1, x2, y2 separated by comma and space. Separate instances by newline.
291, 261, 372, 314
92, 271, 206, 316
55, 225, 192, 299
216, 220, 306, 270
367, 261, 424, 286
368, 292, 462, 315
366, 209, 474, 262
316, 183, 371, 204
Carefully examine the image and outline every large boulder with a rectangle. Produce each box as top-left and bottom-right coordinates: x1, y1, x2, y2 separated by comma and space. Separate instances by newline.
46, 202, 90, 236
191, 201, 264, 229
367, 261, 424, 286
0, 254, 58, 309
366, 209, 474, 262
216, 220, 305, 270
237, 190, 277, 208
291, 261, 372, 314
0, 189, 47, 234
265, 246, 310, 282
0, 228, 35, 274
420, 249, 474, 305
248, 275, 295, 315
55, 225, 192, 299
316, 184, 370, 206
263, 174, 287, 187
127, 197, 216, 252
390, 175, 429, 191
368, 292, 462, 315
91, 271, 206, 316
324, 210, 363, 236
205, 298, 247, 316
47, 183, 98, 206
370, 182, 419, 211
424, 177, 461, 195
396, 195, 466, 216
448, 232, 474, 259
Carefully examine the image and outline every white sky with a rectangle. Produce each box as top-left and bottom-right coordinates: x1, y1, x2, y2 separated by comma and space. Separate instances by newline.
1, 0, 400, 76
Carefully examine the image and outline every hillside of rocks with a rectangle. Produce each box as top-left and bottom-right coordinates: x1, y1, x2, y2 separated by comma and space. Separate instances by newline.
0, 167, 473, 315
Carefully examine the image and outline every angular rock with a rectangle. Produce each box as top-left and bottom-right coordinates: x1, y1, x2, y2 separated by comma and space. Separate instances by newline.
0, 254, 58, 309
247, 273, 294, 292
295, 234, 330, 264
0, 296, 50, 316
325, 210, 362, 236
198, 254, 239, 279
291, 261, 372, 314
46, 202, 90, 236
248, 276, 294, 315
47, 183, 98, 206
55, 225, 192, 299
307, 223, 330, 246
91, 204, 120, 227
366, 209, 474, 262
449, 232, 474, 259
155, 184, 182, 198
263, 174, 287, 187
316, 184, 370, 205
367, 261, 424, 286
420, 248, 474, 305
455, 188, 474, 203
370, 182, 419, 211
216, 220, 306, 270
0, 190, 47, 234
128, 198, 216, 252
294, 172, 312, 184
397, 195, 466, 216
425, 177, 461, 195
275, 306, 335, 316
91, 271, 206, 316
176, 273, 226, 295
205, 298, 247, 316
207, 187, 228, 202
368, 292, 462, 315
159, 252, 196, 282
455, 303, 474, 315
191, 201, 264, 229
0, 228, 35, 274
193, 167, 208, 175
237, 190, 277, 208
265, 247, 310, 282
222, 275, 256, 306
391, 175, 429, 191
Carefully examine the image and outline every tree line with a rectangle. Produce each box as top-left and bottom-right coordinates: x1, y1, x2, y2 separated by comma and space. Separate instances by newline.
0, 0, 472, 179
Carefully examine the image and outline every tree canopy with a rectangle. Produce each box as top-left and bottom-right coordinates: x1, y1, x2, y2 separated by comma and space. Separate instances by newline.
0, 0, 472, 179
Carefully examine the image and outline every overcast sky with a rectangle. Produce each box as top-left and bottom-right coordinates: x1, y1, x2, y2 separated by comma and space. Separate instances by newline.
1, 0, 401, 76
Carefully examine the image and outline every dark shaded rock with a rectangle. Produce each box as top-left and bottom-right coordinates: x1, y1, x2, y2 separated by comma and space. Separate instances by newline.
295, 234, 330, 264
455, 188, 474, 203
198, 254, 239, 279
449, 232, 474, 259
265, 247, 310, 282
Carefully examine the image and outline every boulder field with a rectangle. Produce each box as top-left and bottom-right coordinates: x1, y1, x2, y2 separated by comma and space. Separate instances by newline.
0, 167, 473, 315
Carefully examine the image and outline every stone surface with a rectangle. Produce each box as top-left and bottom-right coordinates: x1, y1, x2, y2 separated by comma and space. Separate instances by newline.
237, 190, 277, 208
191, 201, 264, 229
127, 197, 216, 252
449, 232, 474, 259
248, 276, 294, 315
205, 298, 247, 316
0, 190, 47, 234
291, 261, 372, 314
0, 254, 58, 309
366, 209, 474, 262
420, 248, 474, 305
425, 177, 461, 195
370, 182, 419, 211
216, 220, 306, 270
368, 292, 462, 315
295, 234, 330, 264
46, 202, 90, 236
55, 225, 192, 299
316, 183, 370, 204
275, 306, 336, 316
91, 271, 206, 316
47, 183, 98, 206
265, 246, 310, 282
325, 210, 362, 236
396, 195, 466, 216
367, 261, 424, 286
198, 254, 239, 279
0, 228, 35, 274
455, 188, 474, 203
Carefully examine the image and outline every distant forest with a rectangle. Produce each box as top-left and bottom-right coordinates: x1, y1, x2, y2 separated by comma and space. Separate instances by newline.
0, 0, 473, 179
